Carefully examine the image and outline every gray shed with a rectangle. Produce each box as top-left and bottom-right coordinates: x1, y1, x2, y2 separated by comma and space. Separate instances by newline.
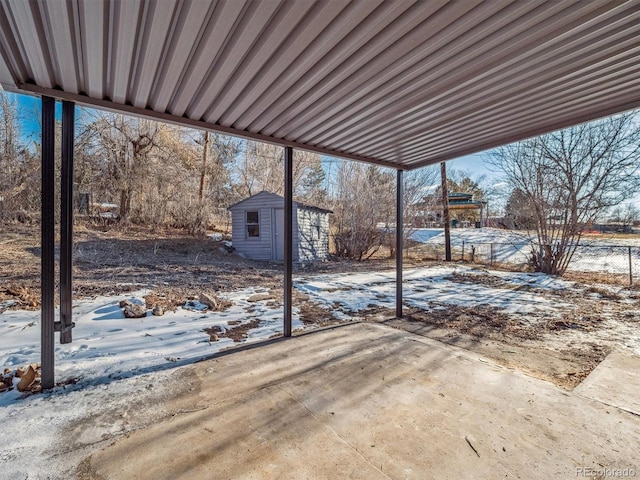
228, 191, 332, 262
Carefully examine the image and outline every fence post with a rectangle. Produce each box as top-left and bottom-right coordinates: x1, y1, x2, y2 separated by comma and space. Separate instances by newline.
490, 243, 494, 265
629, 246, 633, 286
462, 241, 465, 261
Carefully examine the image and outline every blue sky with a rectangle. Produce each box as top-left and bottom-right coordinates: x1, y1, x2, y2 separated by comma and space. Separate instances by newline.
447, 152, 495, 180
10, 92, 47, 141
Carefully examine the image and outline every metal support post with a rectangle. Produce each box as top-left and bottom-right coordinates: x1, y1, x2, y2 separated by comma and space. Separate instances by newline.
284, 147, 293, 337
60, 101, 75, 344
41, 96, 56, 389
396, 169, 404, 318
440, 161, 451, 261
629, 246, 633, 286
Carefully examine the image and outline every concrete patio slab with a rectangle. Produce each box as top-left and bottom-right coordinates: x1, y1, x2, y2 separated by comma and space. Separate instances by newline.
574, 351, 640, 416
82, 323, 640, 479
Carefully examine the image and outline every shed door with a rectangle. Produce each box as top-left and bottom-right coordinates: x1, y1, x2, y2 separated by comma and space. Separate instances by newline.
273, 208, 285, 261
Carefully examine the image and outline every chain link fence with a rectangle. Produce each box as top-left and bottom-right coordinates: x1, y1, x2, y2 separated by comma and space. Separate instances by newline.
411, 240, 640, 286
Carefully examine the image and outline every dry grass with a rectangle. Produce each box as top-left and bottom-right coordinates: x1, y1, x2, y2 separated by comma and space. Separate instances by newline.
2, 221, 637, 392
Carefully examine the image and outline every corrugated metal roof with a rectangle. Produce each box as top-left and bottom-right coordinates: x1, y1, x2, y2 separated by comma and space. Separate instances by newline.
1, 0, 639, 170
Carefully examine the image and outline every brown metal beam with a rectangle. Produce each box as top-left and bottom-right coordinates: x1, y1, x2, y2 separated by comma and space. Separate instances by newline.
15, 84, 405, 171
284, 146, 293, 337
59, 101, 75, 344
396, 169, 403, 318
41, 96, 56, 389
440, 161, 452, 262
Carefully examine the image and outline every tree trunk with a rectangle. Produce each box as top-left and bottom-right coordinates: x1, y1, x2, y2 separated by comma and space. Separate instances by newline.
119, 189, 131, 221
199, 131, 210, 201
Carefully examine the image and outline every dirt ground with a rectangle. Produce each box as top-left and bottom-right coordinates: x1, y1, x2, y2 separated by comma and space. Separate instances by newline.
1, 222, 637, 391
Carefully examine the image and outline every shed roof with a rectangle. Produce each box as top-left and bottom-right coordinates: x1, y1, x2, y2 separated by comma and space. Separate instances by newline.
1, 1, 639, 170
228, 191, 333, 214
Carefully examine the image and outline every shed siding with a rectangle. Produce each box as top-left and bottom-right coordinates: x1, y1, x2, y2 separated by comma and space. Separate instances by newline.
292, 209, 300, 263
230, 191, 329, 262
296, 209, 329, 262
230, 194, 278, 260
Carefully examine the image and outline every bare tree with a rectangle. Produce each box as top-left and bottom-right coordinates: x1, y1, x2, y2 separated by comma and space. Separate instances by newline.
489, 112, 640, 275
402, 165, 439, 234
199, 131, 210, 202
0, 92, 41, 218
608, 203, 639, 231
505, 187, 536, 230
232, 141, 325, 202
329, 162, 395, 260
327, 162, 438, 260
0, 92, 22, 211
181, 131, 240, 233
0, 92, 18, 175
78, 112, 240, 232
82, 112, 163, 220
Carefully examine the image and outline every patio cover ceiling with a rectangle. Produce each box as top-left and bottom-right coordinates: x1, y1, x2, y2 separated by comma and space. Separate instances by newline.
1, 0, 639, 171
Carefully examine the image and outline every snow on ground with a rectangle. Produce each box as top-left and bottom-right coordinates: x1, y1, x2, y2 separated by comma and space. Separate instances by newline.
0, 368, 177, 480
295, 265, 577, 319
2, 264, 640, 478
0, 286, 299, 406
296, 264, 640, 355
410, 227, 529, 246
411, 227, 640, 275
0, 286, 303, 479
411, 228, 533, 266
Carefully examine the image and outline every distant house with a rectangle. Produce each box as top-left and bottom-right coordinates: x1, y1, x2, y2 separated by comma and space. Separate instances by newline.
228, 191, 332, 262
592, 222, 634, 234
411, 192, 487, 228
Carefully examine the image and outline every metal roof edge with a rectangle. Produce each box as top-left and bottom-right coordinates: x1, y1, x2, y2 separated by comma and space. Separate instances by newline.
406, 101, 640, 169
16, 83, 407, 172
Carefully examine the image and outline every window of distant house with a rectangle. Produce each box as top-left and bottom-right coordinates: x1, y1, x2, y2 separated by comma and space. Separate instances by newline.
246, 211, 260, 238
